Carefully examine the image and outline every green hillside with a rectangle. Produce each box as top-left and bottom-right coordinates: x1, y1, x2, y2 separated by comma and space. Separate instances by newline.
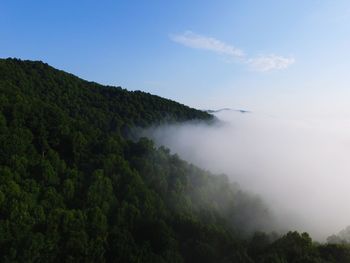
0, 58, 349, 263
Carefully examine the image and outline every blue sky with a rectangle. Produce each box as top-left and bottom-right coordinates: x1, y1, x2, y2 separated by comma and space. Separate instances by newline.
2, 0, 350, 116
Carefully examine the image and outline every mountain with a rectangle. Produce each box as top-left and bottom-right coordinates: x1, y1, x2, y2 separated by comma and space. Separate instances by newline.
0, 58, 349, 263
207, 108, 251, 114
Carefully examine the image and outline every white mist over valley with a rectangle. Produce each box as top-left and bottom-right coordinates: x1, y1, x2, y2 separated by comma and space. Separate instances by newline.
145, 109, 350, 241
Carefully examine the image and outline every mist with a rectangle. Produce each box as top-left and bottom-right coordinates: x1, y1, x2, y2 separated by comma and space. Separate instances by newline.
144, 110, 350, 241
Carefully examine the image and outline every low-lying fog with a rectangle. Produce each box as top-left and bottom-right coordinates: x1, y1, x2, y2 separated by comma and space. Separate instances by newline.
145, 110, 350, 241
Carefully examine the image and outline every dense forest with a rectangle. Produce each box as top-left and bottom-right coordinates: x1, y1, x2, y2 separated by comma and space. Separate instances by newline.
0, 58, 350, 262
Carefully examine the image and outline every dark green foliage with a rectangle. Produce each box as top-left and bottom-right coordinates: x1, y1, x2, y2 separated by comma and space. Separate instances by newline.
0, 58, 348, 262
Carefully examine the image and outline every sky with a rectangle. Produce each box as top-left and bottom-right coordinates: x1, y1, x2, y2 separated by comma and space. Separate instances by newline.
2, 0, 350, 117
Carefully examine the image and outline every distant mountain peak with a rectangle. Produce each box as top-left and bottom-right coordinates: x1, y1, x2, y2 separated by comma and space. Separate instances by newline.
206, 108, 251, 114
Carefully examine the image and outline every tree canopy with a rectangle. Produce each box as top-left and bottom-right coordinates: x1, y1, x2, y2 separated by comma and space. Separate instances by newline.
0, 58, 349, 262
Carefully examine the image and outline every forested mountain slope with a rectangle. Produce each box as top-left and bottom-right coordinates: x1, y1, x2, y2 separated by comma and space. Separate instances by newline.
0, 58, 349, 263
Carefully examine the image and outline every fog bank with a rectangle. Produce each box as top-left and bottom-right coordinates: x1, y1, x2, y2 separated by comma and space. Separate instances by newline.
145, 110, 350, 241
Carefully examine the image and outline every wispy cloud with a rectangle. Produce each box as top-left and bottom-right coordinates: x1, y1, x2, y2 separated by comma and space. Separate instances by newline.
170, 31, 295, 72
247, 55, 295, 72
170, 31, 245, 58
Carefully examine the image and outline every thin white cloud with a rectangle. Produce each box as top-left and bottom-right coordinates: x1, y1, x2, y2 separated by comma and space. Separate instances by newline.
170, 31, 245, 58
247, 55, 295, 72
170, 31, 295, 72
